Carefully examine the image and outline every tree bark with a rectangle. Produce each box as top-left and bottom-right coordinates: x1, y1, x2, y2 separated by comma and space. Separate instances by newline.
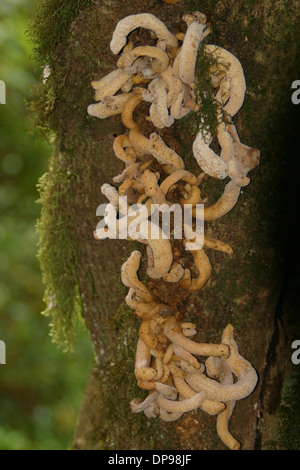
33, 0, 300, 450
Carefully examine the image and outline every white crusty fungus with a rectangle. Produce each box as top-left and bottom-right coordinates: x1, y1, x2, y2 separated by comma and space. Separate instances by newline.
150, 133, 185, 170
179, 20, 206, 85
89, 11, 260, 450
110, 13, 178, 55
205, 45, 246, 117
192, 127, 229, 180
121, 250, 154, 302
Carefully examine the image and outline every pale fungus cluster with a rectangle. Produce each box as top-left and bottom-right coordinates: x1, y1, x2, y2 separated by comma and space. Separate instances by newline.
89, 11, 260, 450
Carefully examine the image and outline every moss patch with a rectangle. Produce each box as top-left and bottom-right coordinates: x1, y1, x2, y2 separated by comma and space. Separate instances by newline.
28, 0, 94, 64
36, 154, 84, 351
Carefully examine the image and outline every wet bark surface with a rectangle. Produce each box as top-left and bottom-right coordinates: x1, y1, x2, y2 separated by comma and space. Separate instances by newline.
34, 0, 300, 450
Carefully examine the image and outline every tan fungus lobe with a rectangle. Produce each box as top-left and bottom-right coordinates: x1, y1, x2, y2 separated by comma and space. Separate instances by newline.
173, 343, 202, 370
185, 324, 258, 402
150, 133, 185, 169
118, 45, 170, 74
128, 128, 151, 156
154, 78, 174, 127
101, 183, 120, 214
155, 382, 178, 400
160, 169, 198, 195
163, 343, 174, 364
139, 319, 158, 349
192, 128, 229, 180
103, 92, 132, 110
121, 87, 144, 129
201, 180, 241, 221
180, 185, 202, 206
227, 124, 261, 187
173, 375, 226, 416
113, 162, 141, 184
91, 68, 132, 102
121, 250, 154, 302
159, 407, 183, 422
205, 45, 246, 117
179, 21, 206, 85
145, 233, 173, 279
113, 134, 137, 165
162, 263, 185, 283
89, 11, 259, 451
203, 236, 234, 255
110, 13, 178, 55
163, 317, 230, 358
149, 103, 166, 129
181, 245, 212, 292
87, 101, 124, 119
125, 289, 161, 320
118, 181, 143, 204
134, 337, 157, 382
157, 391, 207, 413
161, 66, 181, 106
130, 390, 158, 414
216, 120, 235, 163
140, 169, 169, 205
170, 87, 188, 120
125, 218, 173, 279
206, 356, 241, 450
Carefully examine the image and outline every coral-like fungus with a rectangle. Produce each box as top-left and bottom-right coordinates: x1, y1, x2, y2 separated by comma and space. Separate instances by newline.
89, 11, 260, 450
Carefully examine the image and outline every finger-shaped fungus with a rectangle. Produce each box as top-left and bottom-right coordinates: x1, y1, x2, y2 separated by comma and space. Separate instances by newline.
193, 180, 241, 221
150, 133, 185, 169
91, 11, 260, 451
181, 246, 212, 292
154, 78, 174, 127
121, 46, 170, 74
91, 68, 132, 102
134, 337, 157, 382
140, 169, 169, 205
121, 250, 154, 302
160, 169, 197, 195
163, 317, 230, 358
206, 356, 241, 450
179, 21, 206, 85
205, 45, 246, 117
145, 232, 173, 279
192, 128, 229, 180
158, 390, 206, 413
110, 13, 178, 55
113, 134, 137, 165
130, 390, 158, 413
139, 319, 158, 348
185, 324, 258, 402
203, 236, 234, 255
129, 128, 151, 156
121, 88, 144, 129
227, 124, 261, 187
88, 101, 124, 119
162, 263, 185, 283
173, 375, 225, 416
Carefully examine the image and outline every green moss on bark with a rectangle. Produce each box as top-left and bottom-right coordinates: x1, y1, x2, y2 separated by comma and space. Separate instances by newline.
28, 0, 94, 63
36, 154, 84, 351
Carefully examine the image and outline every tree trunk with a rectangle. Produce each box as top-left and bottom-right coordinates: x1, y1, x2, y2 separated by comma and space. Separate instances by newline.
31, 0, 300, 450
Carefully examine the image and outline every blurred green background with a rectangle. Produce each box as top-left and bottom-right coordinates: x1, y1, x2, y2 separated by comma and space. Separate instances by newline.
0, 0, 93, 449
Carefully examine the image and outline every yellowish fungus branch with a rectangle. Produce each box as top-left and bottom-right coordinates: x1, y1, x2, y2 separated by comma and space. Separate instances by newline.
89, 10, 260, 451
